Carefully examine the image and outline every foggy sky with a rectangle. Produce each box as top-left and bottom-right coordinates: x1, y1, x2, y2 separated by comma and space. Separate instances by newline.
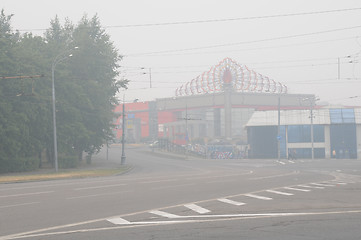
1, 0, 361, 105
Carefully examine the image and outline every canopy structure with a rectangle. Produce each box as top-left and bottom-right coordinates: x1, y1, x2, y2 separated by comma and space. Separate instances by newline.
175, 57, 287, 97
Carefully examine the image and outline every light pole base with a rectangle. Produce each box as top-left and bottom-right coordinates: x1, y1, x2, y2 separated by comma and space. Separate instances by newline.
121, 155, 126, 165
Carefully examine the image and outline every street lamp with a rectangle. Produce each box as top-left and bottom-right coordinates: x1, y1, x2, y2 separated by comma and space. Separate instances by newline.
118, 96, 140, 165
51, 47, 78, 172
121, 102, 126, 165
303, 96, 319, 160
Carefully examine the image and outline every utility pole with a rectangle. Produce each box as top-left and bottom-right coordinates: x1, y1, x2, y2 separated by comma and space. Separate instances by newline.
149, 68, 152, 88
121, 101, 126, 165
141, 67, 152, 88
178, 104, 201, 159
337, 58, 341, 80
277, 94, 281, 161
310, 99, 315, 160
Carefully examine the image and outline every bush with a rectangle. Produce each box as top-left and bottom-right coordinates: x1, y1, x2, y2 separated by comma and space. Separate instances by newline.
0, 157, 40, 173
59, 155, 78, 169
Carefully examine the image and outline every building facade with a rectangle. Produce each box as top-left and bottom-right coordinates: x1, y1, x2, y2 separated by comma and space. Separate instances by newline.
246, 107, 361, 159
113, 58, 361, 159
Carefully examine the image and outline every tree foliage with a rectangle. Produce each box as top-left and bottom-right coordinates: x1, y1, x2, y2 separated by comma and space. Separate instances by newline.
0, 9, 126, 173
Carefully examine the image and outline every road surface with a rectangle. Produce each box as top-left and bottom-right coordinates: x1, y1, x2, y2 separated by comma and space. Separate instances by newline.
1, 145, 360, 239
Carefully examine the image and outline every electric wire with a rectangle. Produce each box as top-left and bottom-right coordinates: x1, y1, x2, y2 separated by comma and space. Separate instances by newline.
17, 7, 361, 32
126, 25, 361, 56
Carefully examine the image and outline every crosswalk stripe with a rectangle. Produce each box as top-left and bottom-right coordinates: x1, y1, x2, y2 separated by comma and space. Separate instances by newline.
218, 198, 246, 206
332, 182, 347, 185
284, 187, 311, 192
298, 184, 324, 189
107, 217, 131, 225
184, 204, 211, 214
311, 183, 335, 187
245, 194, 273, 200
149, 210, 180, 218
266, 190, 294, 196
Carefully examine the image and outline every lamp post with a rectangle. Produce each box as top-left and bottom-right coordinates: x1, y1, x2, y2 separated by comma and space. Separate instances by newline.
303, 96, 318, 160
51, 47, 78, 172
121, 102, 126, 165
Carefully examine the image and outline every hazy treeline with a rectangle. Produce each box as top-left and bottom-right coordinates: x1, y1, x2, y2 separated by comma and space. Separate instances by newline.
0, 10, 127, 172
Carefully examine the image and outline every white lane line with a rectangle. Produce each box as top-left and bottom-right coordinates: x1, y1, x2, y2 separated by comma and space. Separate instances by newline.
249, 171, 299, 180
107, 217, 131, 225
0, 191, 54, 198
266, 190, 294, 196
141, 179, 178, 184
151, 183, 195, 191
298, 184, 324, 189
0, 202, 40, 209
311, 183, 335, 187
218, 198, 246, 206
67, 190, 132, 200
149, 210, 180, 219
288, 160, 295, 163
244, 194, 273, 200
284, 187, 311, 192
74, 183, 127, 191
184, 204, 211, 214
278, 161, 286, 165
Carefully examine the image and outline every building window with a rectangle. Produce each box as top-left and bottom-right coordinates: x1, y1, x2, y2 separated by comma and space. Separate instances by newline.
287, 125, 324, 143
330, 109, 355, 124
313, 125, 325, 142
287, 125, 311, 143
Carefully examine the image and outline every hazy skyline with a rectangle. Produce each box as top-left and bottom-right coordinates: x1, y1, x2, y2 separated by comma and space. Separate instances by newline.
1, 0, 361, 105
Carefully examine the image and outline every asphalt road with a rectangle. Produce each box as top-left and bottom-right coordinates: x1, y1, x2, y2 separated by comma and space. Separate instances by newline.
1, 145, 361, 240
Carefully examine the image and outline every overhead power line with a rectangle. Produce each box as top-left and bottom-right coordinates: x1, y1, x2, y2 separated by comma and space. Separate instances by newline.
17, 7, 361, 32
127, 25, 361, 56
106, 7, 361, 28
131, 36, 360, 57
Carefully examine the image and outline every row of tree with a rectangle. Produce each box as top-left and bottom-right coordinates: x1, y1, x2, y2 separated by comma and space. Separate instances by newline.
0, 10, 127, 172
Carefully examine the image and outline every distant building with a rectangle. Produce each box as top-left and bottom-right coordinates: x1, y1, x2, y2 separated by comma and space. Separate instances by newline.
114, 58, 361, 159
246, 107, 361, 159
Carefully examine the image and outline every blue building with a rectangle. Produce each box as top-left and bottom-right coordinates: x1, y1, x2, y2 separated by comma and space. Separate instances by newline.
246, 107, 361, 159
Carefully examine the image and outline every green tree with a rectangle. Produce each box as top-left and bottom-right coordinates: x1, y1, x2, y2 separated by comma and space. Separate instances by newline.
0, 10, 127, 172
45, 14, 127, 163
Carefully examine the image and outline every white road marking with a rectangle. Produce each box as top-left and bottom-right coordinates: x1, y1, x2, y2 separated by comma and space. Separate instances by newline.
311, 183, 335, 187
4, 205, 361, 240
67, 190, 132, 200
74, 183, 127, 190
278, 161, 286, 165
150, 183, 195, 190
330, 182, 347, 185
245, 194, 273, 200
185, 171, 253, 181
107, 217, 131, 225
249, 171, 299, 180
0, 202, 40, 209
284, 187, 311, 192
266, 190, 294, 196
149, 210, 180, 219
298, 184, 324, 189
217, 198, 246, 206
184, 204, 211, 214
207, 179, 236, 184
288, 160, 295, 163
0, 191, 54, 198
11, 210, 361, 239
141, 179, 178, 184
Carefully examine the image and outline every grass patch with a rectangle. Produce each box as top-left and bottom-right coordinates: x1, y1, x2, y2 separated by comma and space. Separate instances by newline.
0, 167, 129, 184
